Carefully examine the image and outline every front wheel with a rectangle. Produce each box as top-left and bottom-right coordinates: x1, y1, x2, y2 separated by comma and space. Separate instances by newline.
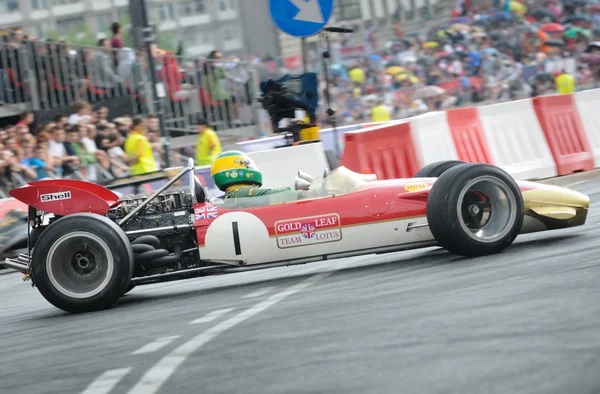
31, 213, 134, 313
413, 160, 467, 178
426, 163, 524, 257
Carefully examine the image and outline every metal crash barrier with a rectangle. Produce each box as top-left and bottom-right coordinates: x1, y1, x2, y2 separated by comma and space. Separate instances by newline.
0, 38, 260, 138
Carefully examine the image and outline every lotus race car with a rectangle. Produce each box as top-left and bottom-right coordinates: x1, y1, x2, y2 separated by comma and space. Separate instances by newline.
3, 159, 590, 313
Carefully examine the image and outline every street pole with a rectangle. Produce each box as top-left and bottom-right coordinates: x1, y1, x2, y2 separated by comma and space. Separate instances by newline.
320, 30, 339, 156
129, 0, 171, 168
302, 37, 308, 73
319, 27, 354, 157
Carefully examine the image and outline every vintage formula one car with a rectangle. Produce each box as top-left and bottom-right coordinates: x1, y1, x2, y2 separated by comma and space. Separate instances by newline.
4, 159, 590, 313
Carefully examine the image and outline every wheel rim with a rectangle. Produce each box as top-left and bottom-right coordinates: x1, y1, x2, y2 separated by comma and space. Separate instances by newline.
46, 231, 114, 299
456, 176, 517, 243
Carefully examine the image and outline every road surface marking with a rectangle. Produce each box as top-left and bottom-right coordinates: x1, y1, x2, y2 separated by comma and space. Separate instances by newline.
131, 336, 180, 355
565, 179, 593, 188
190, 308, 235, 324
127, 272, 332, 394
242, 287, 275, 299
81, 368, 132, 394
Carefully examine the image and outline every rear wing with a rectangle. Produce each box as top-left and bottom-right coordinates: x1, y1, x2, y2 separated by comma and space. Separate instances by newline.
9, 179, 119, 216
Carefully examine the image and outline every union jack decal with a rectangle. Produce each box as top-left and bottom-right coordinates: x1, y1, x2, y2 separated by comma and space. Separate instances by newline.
301, 224, 315, 239
194, 205, 218, 220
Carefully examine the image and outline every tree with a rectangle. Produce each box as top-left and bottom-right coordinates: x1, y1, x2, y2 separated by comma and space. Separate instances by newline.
46, 21, 97, 46
45, 14, 178, 53
117, 14, 179, 54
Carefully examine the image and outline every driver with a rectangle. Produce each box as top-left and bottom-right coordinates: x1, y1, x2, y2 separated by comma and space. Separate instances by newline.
211, 150, 302, 205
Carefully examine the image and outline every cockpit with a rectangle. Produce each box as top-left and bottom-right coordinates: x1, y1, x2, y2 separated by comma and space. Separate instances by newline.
209, 166, 374, 209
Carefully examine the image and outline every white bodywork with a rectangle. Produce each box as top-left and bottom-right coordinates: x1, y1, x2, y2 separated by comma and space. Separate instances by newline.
199, 212, 436, 266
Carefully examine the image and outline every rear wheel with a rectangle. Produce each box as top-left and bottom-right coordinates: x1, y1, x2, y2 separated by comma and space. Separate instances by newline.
31, 213, 134, 313
414, 160, 467, 178
123, 283, 136, 295
426, 163, 524, 257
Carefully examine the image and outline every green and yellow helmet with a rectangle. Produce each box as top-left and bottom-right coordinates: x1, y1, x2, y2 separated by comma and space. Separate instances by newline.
210, 150, 262, 191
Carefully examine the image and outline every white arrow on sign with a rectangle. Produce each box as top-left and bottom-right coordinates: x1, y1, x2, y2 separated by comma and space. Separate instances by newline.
289, 0, 324, 24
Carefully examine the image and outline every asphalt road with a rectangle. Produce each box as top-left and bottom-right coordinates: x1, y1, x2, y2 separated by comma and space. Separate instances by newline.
1, 178, 600, 394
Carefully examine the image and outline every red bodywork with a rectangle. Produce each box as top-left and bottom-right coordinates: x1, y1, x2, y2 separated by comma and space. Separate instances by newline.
0, 198, 27, 220
9, 179, 119, 216
192, 178, 536, 246
5, 177, 539, 246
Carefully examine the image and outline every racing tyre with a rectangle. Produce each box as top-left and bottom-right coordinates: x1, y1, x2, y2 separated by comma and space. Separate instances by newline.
414, 160, 468, 178
123, 283, 136, 295
426, 163, 524, 257
31, 213, 134, 313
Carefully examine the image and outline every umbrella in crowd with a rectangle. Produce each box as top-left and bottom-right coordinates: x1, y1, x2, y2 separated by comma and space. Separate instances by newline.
303, 0, 600, 126
414, 85, 446, 99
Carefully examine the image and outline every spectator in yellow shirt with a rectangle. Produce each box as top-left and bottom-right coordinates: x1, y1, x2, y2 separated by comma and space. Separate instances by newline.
555, 70, 575, 94
195, 119, 222, 166
123, 116, 157, 175
371, 100, 391, 122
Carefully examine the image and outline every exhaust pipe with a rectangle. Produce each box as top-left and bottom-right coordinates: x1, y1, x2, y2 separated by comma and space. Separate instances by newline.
4, 254, 30, 273
4, 258, 29, 273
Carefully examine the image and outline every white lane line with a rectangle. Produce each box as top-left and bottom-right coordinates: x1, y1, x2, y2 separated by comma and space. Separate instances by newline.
131, 336, 181, 355
81, 368, 132, 394
189, 308, 235, 324
565, 179, 593, 188
127, 272, 331, 394
242, 287, 275, 299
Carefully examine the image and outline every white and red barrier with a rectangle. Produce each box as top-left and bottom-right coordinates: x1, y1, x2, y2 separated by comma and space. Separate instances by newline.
341, 90, 600, 181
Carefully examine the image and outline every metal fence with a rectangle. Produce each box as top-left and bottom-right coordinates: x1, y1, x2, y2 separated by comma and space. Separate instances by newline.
0, 37, 261, 136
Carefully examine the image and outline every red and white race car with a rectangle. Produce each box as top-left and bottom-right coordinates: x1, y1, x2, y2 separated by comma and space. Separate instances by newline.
4, 159, 590, 313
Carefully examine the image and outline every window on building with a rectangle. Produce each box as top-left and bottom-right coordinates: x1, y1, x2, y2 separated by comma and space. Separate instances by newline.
223, 25, 238, 41
406, 0, 415, 20
30, 22, 51, 38
334, 0, 361, 21
56, 17, 84, 35
30, 0, 46, 10
183, 28, 211, 47
218, 0, 235, 11
178, 0, 206, 17
53, 0, 81, 5
0, 0, 19, 12
96, 14, 111, 33
155, 4, 175, 22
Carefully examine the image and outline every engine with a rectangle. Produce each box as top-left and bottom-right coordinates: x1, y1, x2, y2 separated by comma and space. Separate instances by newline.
108, 188, 193, 232
107, 188, 199, 273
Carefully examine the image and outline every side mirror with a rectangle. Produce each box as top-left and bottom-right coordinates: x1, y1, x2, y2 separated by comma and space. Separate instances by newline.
297, 170, 314, 183
294, 177, 311, 191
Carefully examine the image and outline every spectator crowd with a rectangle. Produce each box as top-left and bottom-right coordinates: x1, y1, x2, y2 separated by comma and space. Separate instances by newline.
0, 100, 225, 196
0, 106, 173, 195
3, 0, 600, 193
299, 0, 600, 126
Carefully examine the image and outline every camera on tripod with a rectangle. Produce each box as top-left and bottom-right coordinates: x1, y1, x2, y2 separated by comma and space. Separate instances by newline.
258, 72, 319, 146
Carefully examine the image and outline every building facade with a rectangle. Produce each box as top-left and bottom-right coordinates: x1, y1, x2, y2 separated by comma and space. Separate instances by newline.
0, 0, 446, 59
277, 0, 445, 67
0, 0, 244, 56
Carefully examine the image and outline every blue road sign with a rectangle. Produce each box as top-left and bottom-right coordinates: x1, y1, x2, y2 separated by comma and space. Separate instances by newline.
269, 0, 334, 38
